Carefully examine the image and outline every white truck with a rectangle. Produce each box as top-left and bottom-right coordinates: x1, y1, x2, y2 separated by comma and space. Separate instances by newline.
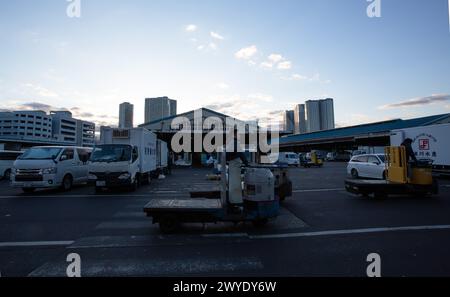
156, 139, 169, 176
89, 128, 158, 192
391, 123, 450, 176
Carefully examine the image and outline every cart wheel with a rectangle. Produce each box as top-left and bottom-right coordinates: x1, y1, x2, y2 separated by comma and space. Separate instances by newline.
252, 218, 269, 228
159, 215, 180, 234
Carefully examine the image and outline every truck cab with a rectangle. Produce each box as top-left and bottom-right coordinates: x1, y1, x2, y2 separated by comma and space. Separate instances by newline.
89, 144, 141, 191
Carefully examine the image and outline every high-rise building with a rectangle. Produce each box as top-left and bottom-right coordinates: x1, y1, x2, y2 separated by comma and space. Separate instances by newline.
293, 98, 335, 134
294, 104, 307, 134
305, 100, 321, 133
283, 110, 295, 133
319, 98, 335, 130
119, 102, 134, 129
144, 97, 177, 124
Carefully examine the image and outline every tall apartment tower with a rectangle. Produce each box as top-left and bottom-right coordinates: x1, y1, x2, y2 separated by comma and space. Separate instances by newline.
305, 100, 321, 133
283, 110, 295, 133
294, 104, 307, 134
144, 97, 177, 123
319, 98, 335, 130
119, 102, 134, 129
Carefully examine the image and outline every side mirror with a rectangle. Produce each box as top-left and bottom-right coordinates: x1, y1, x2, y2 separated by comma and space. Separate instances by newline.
60, 155, 68, 161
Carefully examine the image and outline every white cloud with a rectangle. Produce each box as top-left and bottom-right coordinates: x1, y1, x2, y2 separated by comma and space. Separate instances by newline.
197, 45, 205, 50
210, 31, 224, 40
260, 62, 273, 69
291, 74, 308, 81
277, 61, 292, 70
235, 45, 258, 60
24, 83, 59, 98
268, 54, 284, 63
185, 24, 197, 32
208, 42, 218, 50
248, 60, 257, 66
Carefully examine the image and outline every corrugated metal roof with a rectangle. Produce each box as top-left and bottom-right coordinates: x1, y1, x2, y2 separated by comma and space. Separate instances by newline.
279, 113, 450, 145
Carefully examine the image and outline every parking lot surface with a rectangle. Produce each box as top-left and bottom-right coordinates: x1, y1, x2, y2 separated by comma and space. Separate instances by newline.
1, 162, 450, 276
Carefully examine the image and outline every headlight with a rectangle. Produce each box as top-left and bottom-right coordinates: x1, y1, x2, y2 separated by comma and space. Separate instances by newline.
42, 167, 57, 174
118, 173, 131, 180
88, 173, 97, 180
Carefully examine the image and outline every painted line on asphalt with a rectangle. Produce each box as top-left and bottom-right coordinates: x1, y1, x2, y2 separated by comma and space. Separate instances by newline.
0, 241, 74, 248
293, 188, 343, 193
249, 225, 450, 240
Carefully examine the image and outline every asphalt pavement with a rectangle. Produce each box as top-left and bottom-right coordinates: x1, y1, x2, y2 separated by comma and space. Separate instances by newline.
1, 162, 449, 277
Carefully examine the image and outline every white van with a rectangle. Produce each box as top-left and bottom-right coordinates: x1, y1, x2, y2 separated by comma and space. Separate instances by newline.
276, 152, 300, 166
0, 151, 23, 180
11, 146, 92, 193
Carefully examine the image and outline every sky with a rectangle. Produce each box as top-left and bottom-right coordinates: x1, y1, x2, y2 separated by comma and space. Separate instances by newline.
0, 0, 449, 129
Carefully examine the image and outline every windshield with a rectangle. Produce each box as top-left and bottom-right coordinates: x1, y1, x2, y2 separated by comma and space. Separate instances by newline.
90, 145, 132, 163
20, 148, 62, 160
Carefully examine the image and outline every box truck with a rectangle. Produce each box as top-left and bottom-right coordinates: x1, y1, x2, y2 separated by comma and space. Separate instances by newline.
390, 123, 450, 176
89, 128, 159, 192
156, 139, 169, 176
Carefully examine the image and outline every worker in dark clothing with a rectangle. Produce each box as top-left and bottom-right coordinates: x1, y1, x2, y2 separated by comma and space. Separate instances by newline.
401, 138, 417, 179
401, 138, 418, 162
167, 152, 173, 175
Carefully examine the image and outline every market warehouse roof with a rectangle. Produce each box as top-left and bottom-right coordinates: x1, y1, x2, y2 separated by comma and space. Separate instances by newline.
279, 113, 450, 146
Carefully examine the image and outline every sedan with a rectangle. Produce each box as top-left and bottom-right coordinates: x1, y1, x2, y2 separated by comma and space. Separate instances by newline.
347, 154, 387, 180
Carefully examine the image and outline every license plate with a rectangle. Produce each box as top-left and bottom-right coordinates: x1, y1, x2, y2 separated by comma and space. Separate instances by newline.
96, 181, 106, 187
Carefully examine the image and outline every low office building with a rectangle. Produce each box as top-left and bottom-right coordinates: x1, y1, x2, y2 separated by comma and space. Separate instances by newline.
0, 110, 95, 150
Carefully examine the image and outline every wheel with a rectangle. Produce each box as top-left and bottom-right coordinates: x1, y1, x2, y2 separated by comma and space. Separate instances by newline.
252, 218, 269, 228
62, 175, 73, 191
159, 215, 180, 234
3, 169, 11, 181
129, 177, 138, 192
22, 188, 35, 193
351, 169, 359, 179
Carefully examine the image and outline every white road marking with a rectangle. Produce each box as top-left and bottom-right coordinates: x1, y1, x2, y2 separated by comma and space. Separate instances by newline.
250, 225, 450, 240
0, 241, 74, 248
293, 188, 343, 193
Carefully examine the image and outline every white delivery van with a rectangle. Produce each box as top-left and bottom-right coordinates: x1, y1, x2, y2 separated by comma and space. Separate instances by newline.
391, 123, 450, 175
156, 139, 169, 176
270, 152, 299, 166
89, 128, 157, 192
11, 146, 92, 193
0, 151, 23, 180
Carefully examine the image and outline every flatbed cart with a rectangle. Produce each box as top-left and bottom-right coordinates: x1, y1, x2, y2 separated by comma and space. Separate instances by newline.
144, 153, 292, 233
345, 146, 439, 199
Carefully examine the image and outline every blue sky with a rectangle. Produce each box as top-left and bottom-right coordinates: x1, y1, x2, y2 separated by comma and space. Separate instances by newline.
0, 0, 449, 128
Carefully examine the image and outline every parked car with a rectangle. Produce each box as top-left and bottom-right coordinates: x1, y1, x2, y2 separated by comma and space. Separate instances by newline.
347, 154, 387, 180
279, 152, 300, 166
0, 151, 23, 180
326, 152, 335, 161
11, 146, 92, 193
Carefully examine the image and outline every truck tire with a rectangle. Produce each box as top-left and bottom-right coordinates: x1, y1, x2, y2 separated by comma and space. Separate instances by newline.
22, 188, 35, 193
159, 215, 180, 234
62, 175, 73, 191
129, 177, 138, 192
